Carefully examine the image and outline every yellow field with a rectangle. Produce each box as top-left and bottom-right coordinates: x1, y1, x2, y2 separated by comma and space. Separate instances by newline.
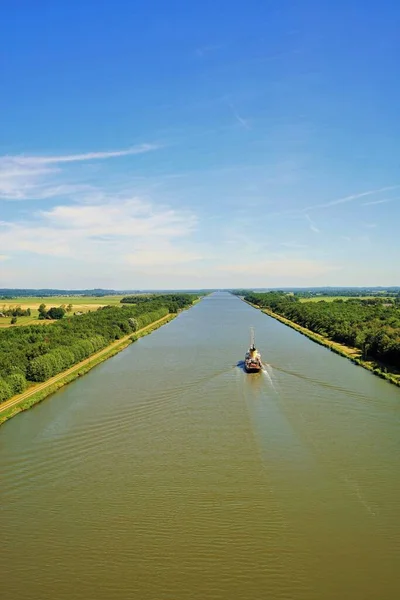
0, 295, 125, 327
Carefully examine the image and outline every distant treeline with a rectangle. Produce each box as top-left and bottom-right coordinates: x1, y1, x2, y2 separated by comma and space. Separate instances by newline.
0, 289, 210, 299
287, 288, 400, 299
0, 289, 124, 298
121, 294, 197, 312
0, 295, 196, 403
245, 292, 400, 368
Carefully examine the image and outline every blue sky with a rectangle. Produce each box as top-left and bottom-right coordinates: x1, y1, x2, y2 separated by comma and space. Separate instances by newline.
1, 0, 399, 289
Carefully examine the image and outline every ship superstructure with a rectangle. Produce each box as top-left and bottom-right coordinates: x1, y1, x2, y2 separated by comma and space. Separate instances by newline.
244, 327, 262, 373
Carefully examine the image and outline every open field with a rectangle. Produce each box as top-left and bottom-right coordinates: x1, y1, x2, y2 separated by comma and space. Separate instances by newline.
0, 294, 125, 307
0, 295, 125, 327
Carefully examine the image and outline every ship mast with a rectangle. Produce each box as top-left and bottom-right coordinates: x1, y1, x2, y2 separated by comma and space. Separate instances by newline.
250, 326, 255, 350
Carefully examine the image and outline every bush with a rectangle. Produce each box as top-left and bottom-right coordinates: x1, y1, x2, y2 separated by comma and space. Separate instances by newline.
6, 372, 27, 395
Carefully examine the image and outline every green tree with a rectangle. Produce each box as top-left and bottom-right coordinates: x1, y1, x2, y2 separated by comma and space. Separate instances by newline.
47, 307, 66, 320
38, 303, 47, 319
6, 372, 27, 394
27, 354, 59, 382
0, 378, 12, 403
128, 317, 139, 332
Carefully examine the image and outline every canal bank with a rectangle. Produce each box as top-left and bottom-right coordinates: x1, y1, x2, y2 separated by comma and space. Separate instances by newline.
243, 298, 400, 388
0, 313, 176, 426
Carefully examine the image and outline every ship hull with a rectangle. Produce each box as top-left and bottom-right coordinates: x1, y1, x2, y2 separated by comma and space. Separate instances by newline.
244, 361, 262, 373
244, 365, 262, 373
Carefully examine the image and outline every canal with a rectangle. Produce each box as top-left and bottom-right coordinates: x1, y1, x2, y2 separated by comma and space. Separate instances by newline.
1, 292, 400, 599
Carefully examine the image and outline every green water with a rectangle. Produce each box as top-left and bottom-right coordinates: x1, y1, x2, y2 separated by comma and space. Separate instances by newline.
1, 292, 400, 599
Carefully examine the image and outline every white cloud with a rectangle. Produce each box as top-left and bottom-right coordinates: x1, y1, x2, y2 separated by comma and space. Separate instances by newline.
0, 255, 9, 261
0, 144, 160, 201
305, 213, 320, 233
0, 198, 198, 266
10, 144, 159, 166
40, 199, 195, 237
363, 197, 398, 206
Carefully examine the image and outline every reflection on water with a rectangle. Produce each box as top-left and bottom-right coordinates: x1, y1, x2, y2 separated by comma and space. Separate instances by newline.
1, 292, 400, 600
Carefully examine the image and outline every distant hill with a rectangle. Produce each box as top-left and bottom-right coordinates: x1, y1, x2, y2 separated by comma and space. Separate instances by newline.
0, 289, 123, 298
0, 288, 215, 298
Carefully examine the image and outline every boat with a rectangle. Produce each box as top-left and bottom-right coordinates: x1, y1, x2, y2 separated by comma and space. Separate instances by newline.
244, 327, 262, 373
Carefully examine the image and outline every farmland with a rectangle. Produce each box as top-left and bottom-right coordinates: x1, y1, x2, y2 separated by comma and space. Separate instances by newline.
0, 295, 125, 327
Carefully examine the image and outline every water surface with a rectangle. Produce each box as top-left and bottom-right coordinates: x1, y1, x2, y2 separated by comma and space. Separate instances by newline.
1, 292, 400, 599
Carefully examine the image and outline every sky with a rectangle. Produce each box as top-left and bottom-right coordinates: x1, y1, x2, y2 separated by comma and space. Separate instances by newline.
1, 0, 399, 289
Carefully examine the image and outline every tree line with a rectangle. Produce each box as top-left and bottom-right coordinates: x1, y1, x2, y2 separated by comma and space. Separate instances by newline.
0, 295, 196, 403
0, 288, 122, 298
245, 292, 400, 369
121, 294, 197, 313
232, 287, 400, 299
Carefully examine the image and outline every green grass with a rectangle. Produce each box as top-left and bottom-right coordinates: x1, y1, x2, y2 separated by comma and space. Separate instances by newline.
0, 314, 44, 328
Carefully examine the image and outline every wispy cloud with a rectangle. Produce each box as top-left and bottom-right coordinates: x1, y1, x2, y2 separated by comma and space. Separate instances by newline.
305, 213, 320, 233
363, 197, 398, 206
10, 144, 159, 166
341, 234, 371, 245
228, 103, 249, 129
0, 255, 9, 261
302, 185, 400, 212
0, 144, 160, 201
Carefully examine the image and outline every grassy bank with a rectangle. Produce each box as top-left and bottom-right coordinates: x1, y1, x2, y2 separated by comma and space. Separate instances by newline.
0, 313, 176, 426
244, 299, 400, 388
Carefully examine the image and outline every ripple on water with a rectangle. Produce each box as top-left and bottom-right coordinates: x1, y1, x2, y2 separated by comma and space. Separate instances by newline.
1, 293, 400, 600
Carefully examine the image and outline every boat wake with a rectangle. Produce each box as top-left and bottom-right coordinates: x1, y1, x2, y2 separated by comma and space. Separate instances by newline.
261, 363, 276, 387
235, 359, 278, 393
